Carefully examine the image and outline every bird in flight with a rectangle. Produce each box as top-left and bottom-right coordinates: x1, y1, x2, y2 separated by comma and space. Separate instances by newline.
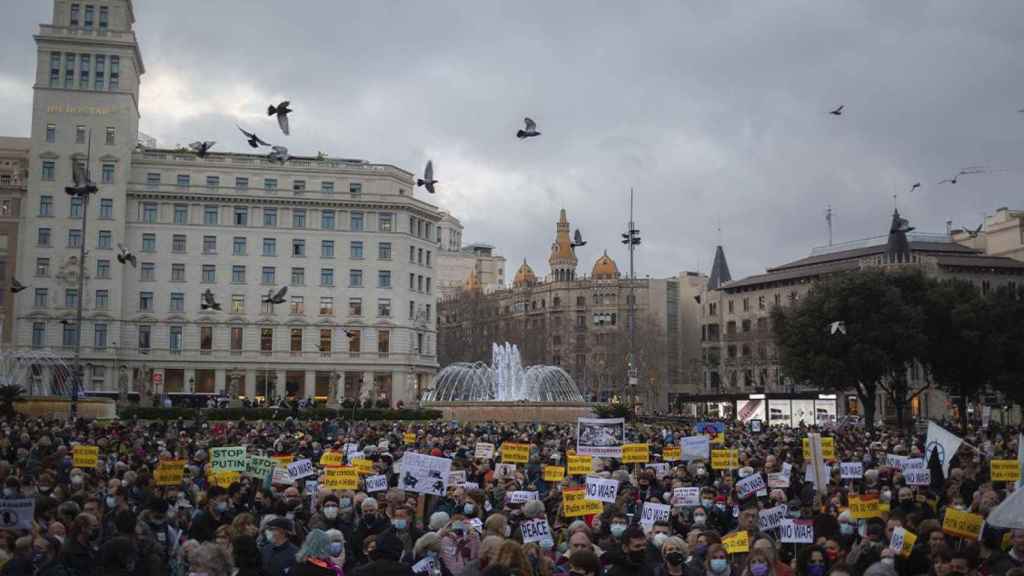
201, 289, 222, 311
962, 223, 983, 238
517, 117, 541, 139
263, 286, 288, 305
416, 160, 437, 194
571, 229, 586, 248
116, 243, 137, 268
829, 105, 844, 116
268, 146, 289, 164
909, 182, 921, 192
66, 160, 97, 197
10, 278, 26, 294
238, 126, 271, 148
268, 101, 292, 135
189, 141, 215, 158
828, 321, 846, 335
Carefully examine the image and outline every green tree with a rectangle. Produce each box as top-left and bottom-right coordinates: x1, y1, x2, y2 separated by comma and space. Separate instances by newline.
771, 270, 928, 431
0, 385, 24, 416
987, 286, 1024, 408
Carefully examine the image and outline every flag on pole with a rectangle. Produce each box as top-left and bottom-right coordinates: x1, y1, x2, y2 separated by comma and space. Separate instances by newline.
1016, 433, 1024, 490
925, 421, 963, 478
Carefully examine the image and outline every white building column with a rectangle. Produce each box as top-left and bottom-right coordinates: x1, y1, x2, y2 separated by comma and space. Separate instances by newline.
215, 369, 227, 395
275, 369, 287, 399
184, 368, 196, 393
244, 370, 256, 398
303, 370, 316, 399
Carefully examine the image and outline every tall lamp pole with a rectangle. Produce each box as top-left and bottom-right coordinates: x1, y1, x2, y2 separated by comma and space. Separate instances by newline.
65, 131, 98, 419
620, 189, 641, 415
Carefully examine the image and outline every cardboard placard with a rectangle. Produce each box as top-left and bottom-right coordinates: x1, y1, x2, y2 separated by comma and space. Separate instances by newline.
449, 470, 467, 486
621, 443, 650, 464
271, 454, 294, 466
942, 507, 984, 540
646, 463, 670, 478
0, 498, 35, 530
365, 474, 389, 493
210, 446, 247, 472
736, 473, 766, 499
673, 487, 700, 507
271, 467, 293, 486
320, 452, 344, 467
474, 443, 495, 460
722, 531, 750, 554
246, 455, 276, 479
758, 504, 788, 532
562, 488, 604, 517
543, 466, 565, 482
682, 436, 711, 461
711, 449, 739, 470
849, 495, 881, 519
508, 491, 539, 504
494, 463, 517, 479
324, 467, 359, 490
73, 445, 99, 468
802, 437, 836, 461
567, 455, 593, 476
779, 518, 814, 543
501, 443, 530, 464
521, 518, 552, 544
890, 527, 917, 557
991, 460, 1021, 482
663, 447, 681, 461
351, 458, 374, 475
211, 470, 240, 488
287, 459, 316, 480
585, 477, 620, 503
403, 432, 417, 444
904, 469, 931, 486
840, 462, 864, 479
154, 466, 184, 486
640, 502, 670, 528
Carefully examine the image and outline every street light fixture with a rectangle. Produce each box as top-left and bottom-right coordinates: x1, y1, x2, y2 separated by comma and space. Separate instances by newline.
620, 189, 641, 415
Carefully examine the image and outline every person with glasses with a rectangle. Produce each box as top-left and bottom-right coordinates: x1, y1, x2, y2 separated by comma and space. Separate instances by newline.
568, 549, 601, 576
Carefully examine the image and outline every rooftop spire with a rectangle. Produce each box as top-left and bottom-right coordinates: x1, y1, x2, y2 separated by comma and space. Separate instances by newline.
707, 245, 732, 290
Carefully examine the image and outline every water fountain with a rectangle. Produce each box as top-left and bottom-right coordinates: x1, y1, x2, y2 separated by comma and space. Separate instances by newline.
423, 342, 592, 422
0, 347, 116, 419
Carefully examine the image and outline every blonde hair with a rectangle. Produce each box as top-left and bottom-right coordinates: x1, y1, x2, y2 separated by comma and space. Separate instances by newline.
495, 541, 533, 576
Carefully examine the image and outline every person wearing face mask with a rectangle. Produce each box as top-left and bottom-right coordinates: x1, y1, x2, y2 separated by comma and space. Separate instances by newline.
655, 536, 688, 576
191, 485, 231, 544
752, 537, 790, 576
261, 517, 299, 576
605, 526, 656, 576
324, 529, 347, 571
311, 494, 355, 554
392, 506, 421, 559
741, 549, 775, 576
646, 521, 672, 565
439, 516, 481, 576
352, 498, 392, 565
58, 513, 99, 576
603, 512, 631, 551
139, 497, 179, 566
795, 546, 829, 576
704, 543, 731, 576
412, 533, 454, 576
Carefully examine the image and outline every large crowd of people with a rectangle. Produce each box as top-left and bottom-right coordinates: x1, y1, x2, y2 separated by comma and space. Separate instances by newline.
0, 414, 1021, 576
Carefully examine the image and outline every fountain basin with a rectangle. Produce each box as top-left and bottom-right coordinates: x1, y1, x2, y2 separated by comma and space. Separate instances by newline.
426, 400, 597, 423
14, 396, 116, 419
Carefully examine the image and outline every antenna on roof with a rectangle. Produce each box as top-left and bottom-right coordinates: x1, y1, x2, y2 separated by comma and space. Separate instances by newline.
825, 205, 833, 247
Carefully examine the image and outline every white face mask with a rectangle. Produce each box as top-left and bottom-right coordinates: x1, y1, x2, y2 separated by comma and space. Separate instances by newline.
323, 506, 339, 519
265, 530, 276, 543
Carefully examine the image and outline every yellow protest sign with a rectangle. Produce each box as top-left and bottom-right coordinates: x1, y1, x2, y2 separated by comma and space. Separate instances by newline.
621, 444, 650, 464
879, 501, 891, 514
849, 495, 881, 519
723, 531, 750, 554
324, 467, 359, 490
352, 458, 374, 475
943, 507, 984, 540
154, 460, 185, 486
501, 443, 530, 464
543, 466, 565, 482
711, 449, 739, 470
897, 529, 917, 557
271, 454, 294, 466
73, 445, 99, 468
403, 432, 417, 444
568, 455, 593, 476
802, 437, 837, 461
663, 447, 681, 462
320, 452, 344, 467
211, 471, 240, 488
711, 432, 726, 445
157, 459, 186, 470
562, 488, 604, 517
991, 460, 1021, 482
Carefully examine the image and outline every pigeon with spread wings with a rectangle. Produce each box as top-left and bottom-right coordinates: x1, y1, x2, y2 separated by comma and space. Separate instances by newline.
201, 289, 222, 311
829, 105, 844, 116
268, 146, 289, 164
268, 101, 292, 135
116, 243, 137, 268
263, 286, 287, 305
416, 160, 437, 194
189, 141, 215, 158
572, 229, 586, 248
237, 126, 271, 148
517, 117, 541, 139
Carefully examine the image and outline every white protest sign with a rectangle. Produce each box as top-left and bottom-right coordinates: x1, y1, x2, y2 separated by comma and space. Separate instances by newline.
475, 443, 495, 460
840, 462, 864, 480
365, 474, 389, 493
585, 477, 620, 503
508, 491, 539, 504
399, 452, 453, 496
904, 469, 931, 486
449, 470, 467, 486
751, 420, 762, 433
759, 504, 788, 532
673, 487, 701, 507
463, 482, 480, 491
736, 473, 767, 499
681, 436, 710, 461
412, 557, 440, 575
306, 481, 319, 514
640, 502, 671, 528
805, 464, 832, 483
779, 518, 815, 543
900, 458, 925, 472
890, 526, 909, 553
520, 518, 553, 544
494, 463, 517, 479
287, 459, 316, 480
0, 498, 34, 530
768, 472, 791, 489
646, 463, 670, 478
271, 467, 293, 485
886, 454, 907, 469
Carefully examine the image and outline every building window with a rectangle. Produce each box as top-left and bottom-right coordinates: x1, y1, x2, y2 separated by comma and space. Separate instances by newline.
62, 324, 78, 348
350, 241, 364, 259
109, 55, 119, 90
172, 234, 186, 253
290, 267, 305, 286
261, 266, 275, 285
83, 4, 94, 27
231, 295, 245, 314
141, 202, 157, 223
293, 208, 306, 228
46, 123, 56, 143
32, 322, 46, 348
94, 323, 107, 350
65, 288, 79, 309
379, 213, 393, 232
140, 262, 155, 282
264, 178, 277, 191
68, 229, 82, 248
98, 6, 108, 29
292, 239, 305, 257
263, 238, 276, 256
260, 328, 273, 353
409, 273, 415, 290
64, 53, 75, 89
98, 198, 113, 219
203, 206, 218, 225
168, 204, 186, 225
200, 326, 213, 354
70, 4, 80, 26
39, 196, 53, 217
138, 325, 151, 353
426, 251, 431, 266
319, 329, 332, 354
378, 270, 391, 288
350, 182, 362, 196
290, 296, 304, 316
145, 173, 161, 189
235, 177, 249, 190
233, 207, 248, 226
36, 258, 50, 277
41, 161, 55, 182
34, 288, 48, 308
349, 297, 362, 316
78, 54, 90, 89
232, 265, 246, 284
321, 210, 335, 230
263, 207, 277, 226
321, 240, 334, 258
201, 265, 215, 283
290, 328, 303, 353
176, 174, 190, 188
350, 269, 363, 287
170, 292, 184, 312
293, 179, 306, 192
49, 53, 60, 86
378, 242, 392, 260
231, 327, 243, 353
319, 296, 333, 316
206, 176, 220, 188
351, 212, 364, 231
38, 227, 51, 247
93, 286, 107, 309
378, 330, 390, 357
141, 233, 155, 252
378, 298, 391, 318
171, 263, 185, 282
203, 235, 217, 254
320, 268, 334, 286
409, 246, 415, 263
232, 236, 246, 256
349, 330, 361, 353
96, 260, 109, 279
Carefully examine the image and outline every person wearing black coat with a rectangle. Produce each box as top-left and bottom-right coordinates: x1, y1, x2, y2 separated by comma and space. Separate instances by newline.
353, 532, 415, 576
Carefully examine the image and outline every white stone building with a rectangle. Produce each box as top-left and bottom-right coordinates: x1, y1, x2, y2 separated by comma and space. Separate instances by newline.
13, 0, 441, 405
435, 211, 506, 298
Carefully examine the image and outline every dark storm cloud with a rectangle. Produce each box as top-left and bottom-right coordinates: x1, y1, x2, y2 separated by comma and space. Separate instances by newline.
1, 1, 1022, 280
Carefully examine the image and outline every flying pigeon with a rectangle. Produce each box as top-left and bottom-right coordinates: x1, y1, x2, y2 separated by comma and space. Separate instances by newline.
963, 223, 983, 238
201, 289, 222, 311
571, 229, 586, 248
66, 160, 97, 196
10, 278, 26, 294
189, 141, 215, 158
263, 286, 287, 304
829, 105, 844, 116
828, 321, 846, 335
116, 243, 137, 268
892, 215, 915, 234
343, 329, 356, 339
517, 117, 541, 139
416, 160, 437, 194
909, 182, 921, 192
237, 126, 271, 148
268, 146, 289, 164
694, 294, 702, 304
267, 101, 292, 135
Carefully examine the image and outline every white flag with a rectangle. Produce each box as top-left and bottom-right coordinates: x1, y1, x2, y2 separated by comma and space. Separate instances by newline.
1017, 433, 1024, 490
925, 421, 962, 478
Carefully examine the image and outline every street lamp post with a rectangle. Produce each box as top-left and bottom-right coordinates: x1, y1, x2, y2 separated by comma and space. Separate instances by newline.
620, 189, 641, 415
65, 132, 98, 420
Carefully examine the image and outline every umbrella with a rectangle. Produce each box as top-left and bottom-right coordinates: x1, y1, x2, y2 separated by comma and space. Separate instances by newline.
984, 486, 1024, 529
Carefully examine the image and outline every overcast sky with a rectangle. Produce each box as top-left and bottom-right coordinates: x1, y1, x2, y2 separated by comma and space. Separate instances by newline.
2, 1, 1023, 281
